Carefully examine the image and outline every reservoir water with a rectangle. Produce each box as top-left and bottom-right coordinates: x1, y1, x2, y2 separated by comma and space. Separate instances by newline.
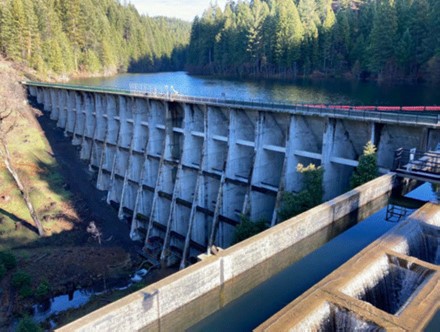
188, 183, 437, 331
70, 72, 440, 106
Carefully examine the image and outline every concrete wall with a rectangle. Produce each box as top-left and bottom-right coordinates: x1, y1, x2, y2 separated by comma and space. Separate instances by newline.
28, 85, 439, 268
57, 173, 395, 332
257, 202, 440, 332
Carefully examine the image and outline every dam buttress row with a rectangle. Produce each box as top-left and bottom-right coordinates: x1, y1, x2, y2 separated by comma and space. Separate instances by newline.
27, 84, 440, 269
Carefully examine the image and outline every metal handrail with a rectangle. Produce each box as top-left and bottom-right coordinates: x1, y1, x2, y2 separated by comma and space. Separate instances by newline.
23, 81, 440, 126
393, 148, 440, 173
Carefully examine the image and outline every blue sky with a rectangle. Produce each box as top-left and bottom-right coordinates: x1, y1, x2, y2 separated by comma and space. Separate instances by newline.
129, 0, 228, 22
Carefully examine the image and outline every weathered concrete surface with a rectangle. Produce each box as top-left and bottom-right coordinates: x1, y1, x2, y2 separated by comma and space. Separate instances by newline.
27, 85, 440, 266
58, 174, 395, 331
256, 203, 440, 332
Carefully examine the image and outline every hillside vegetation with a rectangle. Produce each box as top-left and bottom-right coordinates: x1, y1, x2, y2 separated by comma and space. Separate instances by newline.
0, 0, 191, 78
187, 0, 440, 82
0, 59, 146, 329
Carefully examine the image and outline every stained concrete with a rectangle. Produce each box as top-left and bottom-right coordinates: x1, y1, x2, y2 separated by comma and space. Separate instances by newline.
26, 84, 440, 266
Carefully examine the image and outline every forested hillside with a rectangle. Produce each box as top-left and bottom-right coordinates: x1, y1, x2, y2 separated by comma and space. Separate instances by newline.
0, 0, 191, 78
187, 0, 440, 82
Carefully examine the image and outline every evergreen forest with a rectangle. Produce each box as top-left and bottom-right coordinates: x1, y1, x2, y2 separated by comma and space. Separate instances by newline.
1, 0, 439, 83
187, 0, 440, 82
0, 0, 191, 77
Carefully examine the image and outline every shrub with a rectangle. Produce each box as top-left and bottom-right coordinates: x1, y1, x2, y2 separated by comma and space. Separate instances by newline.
0, 251, 17, 270
350, 141, 378, 188
16, 316, 43, 332
233, 215, 268, 244
35, 280, 51, 299
19, 285, 33, 298
278, 163, 324, 221
11, 271, 31, 289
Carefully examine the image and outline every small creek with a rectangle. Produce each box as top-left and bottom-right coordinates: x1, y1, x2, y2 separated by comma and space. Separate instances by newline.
32, 269, 148, 324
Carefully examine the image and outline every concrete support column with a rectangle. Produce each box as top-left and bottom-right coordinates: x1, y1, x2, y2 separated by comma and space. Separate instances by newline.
117, 97, 137, 219
36, 88, 44, 104
107, 96, 126, 206
247, 112, 264, 220
130, 99, 152, 241
180, 104, 207, 268
79, 94, 95, 160
28, 86, 37, 97
96, 95, 117, 191
322, 118, 338, 200
72, 93, 85, 145
65, 91, 76, 134
50, 89, 59, 121
43, 88, 52, 112
89, 94, 104, 168
322, 118, 364, 200
210, 107, 232, 248
271, 115, 292, 226
144, 101, 168, 245
57, 90, 68, 128
161, 103, 189, 264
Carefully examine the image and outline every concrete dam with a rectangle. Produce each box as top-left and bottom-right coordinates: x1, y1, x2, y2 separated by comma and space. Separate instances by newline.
26, 82, 440, 269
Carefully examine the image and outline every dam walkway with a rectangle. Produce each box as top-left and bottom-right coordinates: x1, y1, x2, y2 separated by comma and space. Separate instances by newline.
24, 81, 440, 127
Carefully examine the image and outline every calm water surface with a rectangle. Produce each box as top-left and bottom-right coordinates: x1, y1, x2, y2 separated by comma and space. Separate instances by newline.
188, 183, 437, 332
70, 72, 440, 106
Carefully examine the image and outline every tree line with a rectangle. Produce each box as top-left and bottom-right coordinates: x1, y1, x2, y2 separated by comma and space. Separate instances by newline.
0, 0, 191, 77
187, 0, 440, 82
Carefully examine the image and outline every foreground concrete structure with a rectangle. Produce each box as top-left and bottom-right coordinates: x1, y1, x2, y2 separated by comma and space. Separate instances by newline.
26, 82, 440, 267
257, 202, 440, 331
57, 174, 394, 331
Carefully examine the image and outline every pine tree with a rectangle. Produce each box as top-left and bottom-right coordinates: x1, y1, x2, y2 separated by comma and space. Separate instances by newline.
5, 0, 26, 61
273, 0, 304, 71
408, 0, 430, 77
368, 0, 398, 78
320, 2, 336, 73
246, 0, 269, 74
350, 141, 379, 188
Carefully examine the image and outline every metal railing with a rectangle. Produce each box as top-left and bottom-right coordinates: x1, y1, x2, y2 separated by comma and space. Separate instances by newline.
393, 148, 440, 173
23, 81, 440, 127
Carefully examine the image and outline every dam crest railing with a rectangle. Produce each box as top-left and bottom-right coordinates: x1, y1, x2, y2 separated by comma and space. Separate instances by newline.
23, 81, 440, 127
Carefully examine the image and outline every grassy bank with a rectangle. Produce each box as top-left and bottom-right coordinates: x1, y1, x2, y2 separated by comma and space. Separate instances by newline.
0, 59, 141, 329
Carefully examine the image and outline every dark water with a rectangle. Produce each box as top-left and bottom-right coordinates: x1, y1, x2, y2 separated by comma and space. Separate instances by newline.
188, 183, 437, 332
70, 72, 440, 106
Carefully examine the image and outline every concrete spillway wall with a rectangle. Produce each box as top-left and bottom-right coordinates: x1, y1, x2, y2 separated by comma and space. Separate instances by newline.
28, 85, 440, 267
58, 173, 395, 331
257, 202, 440, 331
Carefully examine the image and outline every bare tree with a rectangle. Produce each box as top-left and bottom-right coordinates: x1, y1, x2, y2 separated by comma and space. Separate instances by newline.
0, 61, 45, 236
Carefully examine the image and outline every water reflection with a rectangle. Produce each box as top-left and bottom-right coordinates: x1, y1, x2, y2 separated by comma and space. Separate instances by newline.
188, 183, 437, 331
70, 72, 440, 106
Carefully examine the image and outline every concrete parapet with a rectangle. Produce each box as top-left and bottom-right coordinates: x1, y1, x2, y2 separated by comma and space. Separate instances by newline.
256, 203, 440, 331
58, 174, 395, 331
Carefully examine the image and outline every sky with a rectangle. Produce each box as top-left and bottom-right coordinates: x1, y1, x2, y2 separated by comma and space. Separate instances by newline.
129, 0, 229, 22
